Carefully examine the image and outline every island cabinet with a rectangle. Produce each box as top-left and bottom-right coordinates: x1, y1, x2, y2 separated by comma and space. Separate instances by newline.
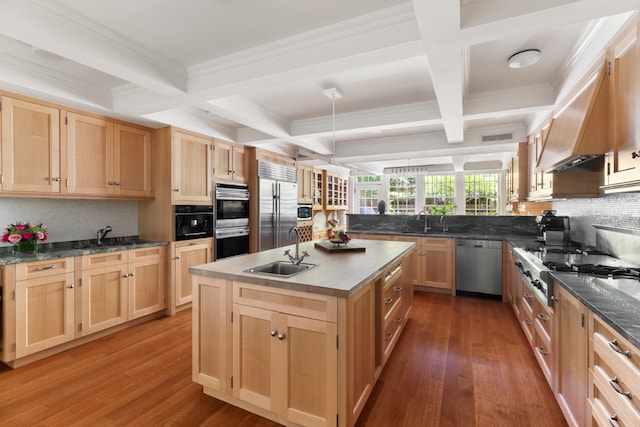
588, 312, 640, 426
553, 284, 589, 427
191, 239, 413, 427
603, 18, 640, 193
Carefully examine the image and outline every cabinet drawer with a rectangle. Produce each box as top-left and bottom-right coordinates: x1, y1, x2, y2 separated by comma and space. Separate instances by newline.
233, 282, 337, 322
382, 301, 403, 356
534, 304, 553, 339
519, 290, 534, 344
81, 251, 128, 269
15, 257, 74, 281
533, 318, 552, 385
591, 392, 621, 427
130, 245, 165, 262
591, 315, 640, 421
382, 280, 402, 320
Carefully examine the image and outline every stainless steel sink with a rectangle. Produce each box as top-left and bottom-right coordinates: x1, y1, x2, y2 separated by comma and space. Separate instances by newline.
245, 261, 317, 277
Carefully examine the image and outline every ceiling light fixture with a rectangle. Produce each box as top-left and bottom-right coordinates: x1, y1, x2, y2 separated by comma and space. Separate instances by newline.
508, 49, 541, 69
383, 165, 430, 176
323, 87, 343, 160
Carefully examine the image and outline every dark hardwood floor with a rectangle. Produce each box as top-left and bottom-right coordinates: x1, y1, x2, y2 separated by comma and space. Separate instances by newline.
0, 292, 567, 426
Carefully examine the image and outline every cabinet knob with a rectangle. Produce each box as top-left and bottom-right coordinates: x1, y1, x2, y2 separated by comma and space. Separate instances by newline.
129, 272, 135, 277
270, 330, 278, 337
67, 284, 74, 289
52, 177, 61, 182
277, 333, 286, 340
173, 188, 180, 192
175, 256, 181, 260
122, 274, 129, 278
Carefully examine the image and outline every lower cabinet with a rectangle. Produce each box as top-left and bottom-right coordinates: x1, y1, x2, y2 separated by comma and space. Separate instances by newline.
392, 235, 455, 293
192, 255, 411, 427
2, 246, 167, 366
171, 239, 212, 312
80, 251, 129, 336
588, 313, 640, 426
553, 284, 589, 427
14, 258, 75, 358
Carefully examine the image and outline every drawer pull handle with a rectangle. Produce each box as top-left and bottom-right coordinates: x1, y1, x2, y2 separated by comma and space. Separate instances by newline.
35, 264, 57, 271
394, 286, 402, 292
523, 319, 532, 326
385, 333, 394, 341
608, 339, 632, 357
537, 314, 550, 321
608, 414, 619, 427
385, 297, 393, 305
536, 346, 549, 356
395, 317, 402, 324
609, 377, 632, 398
523, 292, 532, 299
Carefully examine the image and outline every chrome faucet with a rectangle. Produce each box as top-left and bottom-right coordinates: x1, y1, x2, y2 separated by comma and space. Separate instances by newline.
417, 209, 431, 233
440, 216, 448, 233
97, 225, 112, 245
284, 226, 309, 265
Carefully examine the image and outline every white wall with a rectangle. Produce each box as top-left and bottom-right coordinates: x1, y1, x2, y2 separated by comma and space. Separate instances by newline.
0, 198, 138, 246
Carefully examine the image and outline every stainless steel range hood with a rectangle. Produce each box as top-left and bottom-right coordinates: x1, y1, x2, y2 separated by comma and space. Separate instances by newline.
536, 60, 609, 173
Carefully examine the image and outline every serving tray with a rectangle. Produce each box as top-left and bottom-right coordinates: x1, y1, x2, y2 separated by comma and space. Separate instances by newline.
314, 240, 366, 253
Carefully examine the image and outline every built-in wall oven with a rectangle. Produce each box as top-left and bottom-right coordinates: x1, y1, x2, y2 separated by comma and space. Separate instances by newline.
174, 205, 214, 241
214, 182, 249, 259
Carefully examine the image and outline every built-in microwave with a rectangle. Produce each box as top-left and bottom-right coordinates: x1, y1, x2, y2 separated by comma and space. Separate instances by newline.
297, 204, 313, 221
174, 205, 214, 241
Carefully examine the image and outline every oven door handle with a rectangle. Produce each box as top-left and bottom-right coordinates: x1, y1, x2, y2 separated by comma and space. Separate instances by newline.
183, 231, 208, 237
215, 228, 249, 239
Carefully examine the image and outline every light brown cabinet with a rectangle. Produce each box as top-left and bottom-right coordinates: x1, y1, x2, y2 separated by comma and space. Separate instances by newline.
505, 142, 529, 202
0, 96, 61, 194
214, 139, 247, 183
128, 246, 166, 319
324, 170, 348, 210
297, 163, 314, 204
171, 129, 213, 204
553, 284, 589, 427
171, 239, 212, 312
603, 19, 640, 192
80, 251, 129, 336
14, 258, 75, 358
588, 312, 640, 426
112, 124, 152, 198
232, 282, 338, 427
312, 168, 323, 210
422, 237, 456, 292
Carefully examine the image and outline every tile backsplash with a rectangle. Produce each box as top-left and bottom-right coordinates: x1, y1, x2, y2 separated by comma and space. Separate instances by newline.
0, 198, 138, 246
553, 193, 640, 246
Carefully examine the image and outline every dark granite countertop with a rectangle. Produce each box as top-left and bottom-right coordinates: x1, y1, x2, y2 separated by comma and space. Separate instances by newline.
550, 272, 640, 350
0, 236, 168, 266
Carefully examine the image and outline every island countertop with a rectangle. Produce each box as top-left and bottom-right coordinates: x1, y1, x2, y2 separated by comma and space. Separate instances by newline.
189, 238, 415, 298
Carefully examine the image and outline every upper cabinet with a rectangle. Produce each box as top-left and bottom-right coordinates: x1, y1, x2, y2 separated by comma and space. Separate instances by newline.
66, 114, 152, 198
0, 92, 153, 200
172, 129, 213, 204
297, 163, 314, 204
0, 96, 61, 193
323, 170, 348, 210
603, 19, 640, 193
213, 139, 247, 184
506, 142, 529, 202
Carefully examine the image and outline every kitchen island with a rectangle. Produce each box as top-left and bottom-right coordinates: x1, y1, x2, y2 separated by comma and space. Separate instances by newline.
189, 238, 414, 427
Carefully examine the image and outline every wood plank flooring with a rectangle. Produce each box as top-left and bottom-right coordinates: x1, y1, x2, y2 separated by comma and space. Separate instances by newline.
0, 292, 567, 427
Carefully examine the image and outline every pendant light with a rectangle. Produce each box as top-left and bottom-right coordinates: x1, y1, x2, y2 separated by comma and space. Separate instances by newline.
323, 87, 343, 162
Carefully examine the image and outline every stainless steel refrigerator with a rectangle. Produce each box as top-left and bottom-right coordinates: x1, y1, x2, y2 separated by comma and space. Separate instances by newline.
257, 161, 298, 251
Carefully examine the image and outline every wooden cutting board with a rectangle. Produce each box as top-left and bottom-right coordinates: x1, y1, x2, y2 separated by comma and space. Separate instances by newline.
314, 240, 366, 253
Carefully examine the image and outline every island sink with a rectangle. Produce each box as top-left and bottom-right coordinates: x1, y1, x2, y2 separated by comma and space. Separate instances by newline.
244, 260, 317, 277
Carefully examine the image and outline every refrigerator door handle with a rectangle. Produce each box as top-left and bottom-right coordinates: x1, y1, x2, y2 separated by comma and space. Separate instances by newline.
275, 183, 281, 247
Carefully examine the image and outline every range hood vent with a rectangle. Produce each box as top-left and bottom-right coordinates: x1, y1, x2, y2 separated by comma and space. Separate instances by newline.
537, 60, 609, 173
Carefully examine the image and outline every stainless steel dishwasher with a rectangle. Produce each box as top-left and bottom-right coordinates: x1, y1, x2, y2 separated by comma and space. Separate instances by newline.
455, 239, 503, 299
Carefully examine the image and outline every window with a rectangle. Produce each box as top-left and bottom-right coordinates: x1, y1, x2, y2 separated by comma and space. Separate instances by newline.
356, 176, 381, 214
464, 173, 499, 216
424, 175, 456, 214
388, 176, 416, 215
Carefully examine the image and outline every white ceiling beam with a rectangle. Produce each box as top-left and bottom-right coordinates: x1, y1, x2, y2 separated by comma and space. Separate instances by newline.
464, 84, 556, 117
0, 1, 187, 96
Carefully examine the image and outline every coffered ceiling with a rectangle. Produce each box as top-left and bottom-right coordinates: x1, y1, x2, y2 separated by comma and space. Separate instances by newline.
0, 0, 638, 174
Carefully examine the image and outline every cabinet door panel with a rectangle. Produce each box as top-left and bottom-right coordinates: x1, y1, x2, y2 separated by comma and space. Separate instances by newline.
1, 97, 60, 193
66, 113, 113, 195
175, 242, 211, 306
81, 264, 128, 335
129, 257, 165, 319
233, 304, 274, 411
280, 314, 337, 427
15, 273, 74, 357
172, 131, 212, 204
114, 124, 152, 197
